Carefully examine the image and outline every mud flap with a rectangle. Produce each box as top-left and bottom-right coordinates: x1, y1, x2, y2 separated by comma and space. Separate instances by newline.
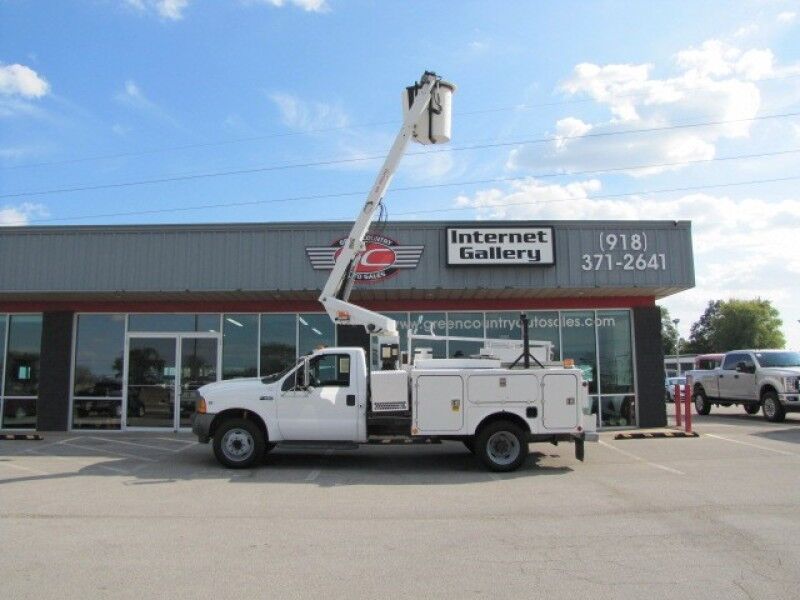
574, 438, 585, 462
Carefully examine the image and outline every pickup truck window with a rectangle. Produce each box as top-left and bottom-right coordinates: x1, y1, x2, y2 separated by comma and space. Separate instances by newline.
309, 354, 351, 387
754, 351, 800, 368
722, 353, 748, 370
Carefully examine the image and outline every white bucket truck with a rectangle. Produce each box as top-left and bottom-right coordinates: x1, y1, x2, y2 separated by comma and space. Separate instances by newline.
192, 72, 598, 471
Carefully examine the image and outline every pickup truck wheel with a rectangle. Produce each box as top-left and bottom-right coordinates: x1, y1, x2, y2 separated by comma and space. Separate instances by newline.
213, 419, 265, 468
477, 421, 528, 472
762, 392, 786, 423
694, 391, 711, 415
744, 403, 761, 415
463, 439, 475, 454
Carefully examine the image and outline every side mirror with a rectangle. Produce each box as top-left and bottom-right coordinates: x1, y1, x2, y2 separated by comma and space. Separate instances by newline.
302, 357, 311, 389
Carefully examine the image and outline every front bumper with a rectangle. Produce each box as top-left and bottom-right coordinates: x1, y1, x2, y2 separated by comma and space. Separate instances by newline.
779, 394, 800, 411
191, 412, 215, 443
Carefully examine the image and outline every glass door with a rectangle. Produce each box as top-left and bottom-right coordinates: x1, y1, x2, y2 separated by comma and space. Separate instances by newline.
126, 336, 177, 429
125, 334, 219, 430
178, 337, 218, 428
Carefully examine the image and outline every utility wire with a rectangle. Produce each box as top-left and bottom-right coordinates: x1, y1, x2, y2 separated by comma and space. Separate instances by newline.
4, 110, 800, 200
5, 72, 800, 171
23, 149, 800, 224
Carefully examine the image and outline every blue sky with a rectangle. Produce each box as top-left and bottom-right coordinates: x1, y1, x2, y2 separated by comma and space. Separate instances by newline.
2, 0, 800, 345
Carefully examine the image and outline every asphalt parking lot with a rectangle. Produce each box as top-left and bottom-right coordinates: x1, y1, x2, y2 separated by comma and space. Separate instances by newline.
1, 407, 799, 600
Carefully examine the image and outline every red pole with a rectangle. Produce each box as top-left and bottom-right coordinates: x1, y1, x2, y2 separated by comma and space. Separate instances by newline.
684, 383, 692, 433
674, 383, 682, 428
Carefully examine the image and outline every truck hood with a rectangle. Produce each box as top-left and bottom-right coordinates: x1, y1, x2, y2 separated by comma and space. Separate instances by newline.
199, 378, 265, 405
759, 367, 800, 377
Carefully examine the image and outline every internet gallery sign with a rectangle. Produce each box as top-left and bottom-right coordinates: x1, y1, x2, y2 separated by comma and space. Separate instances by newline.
446, 227, 555, 266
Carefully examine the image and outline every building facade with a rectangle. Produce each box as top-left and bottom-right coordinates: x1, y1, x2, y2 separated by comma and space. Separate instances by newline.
0, 219, 694, 432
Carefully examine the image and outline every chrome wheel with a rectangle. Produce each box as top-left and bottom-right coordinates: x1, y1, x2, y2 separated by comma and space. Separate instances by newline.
486, 431, 520, 466
764, 398, 776, 419
221, 428, 254, 462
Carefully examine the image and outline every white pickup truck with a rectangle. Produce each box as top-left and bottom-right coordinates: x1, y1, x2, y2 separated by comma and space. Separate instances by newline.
689, 350, 800, 422
192, 346, 597, 472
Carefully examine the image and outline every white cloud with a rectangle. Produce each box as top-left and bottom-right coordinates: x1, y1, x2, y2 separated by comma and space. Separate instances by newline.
509, 39, 800, 178
0, 203, 48, 226
250, 0, 329, 11
777, 11, 796, 24
0, 63, 49, 98
125, 0, 190, 20
269, 92, 348, 132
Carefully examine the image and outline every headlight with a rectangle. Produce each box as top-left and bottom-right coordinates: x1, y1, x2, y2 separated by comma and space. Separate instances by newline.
783, 376, 800, 392
196, 396, 207, 414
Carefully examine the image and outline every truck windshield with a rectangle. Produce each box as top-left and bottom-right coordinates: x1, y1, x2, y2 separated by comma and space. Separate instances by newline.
754, 352, 800, 368
261, 359, 302, 384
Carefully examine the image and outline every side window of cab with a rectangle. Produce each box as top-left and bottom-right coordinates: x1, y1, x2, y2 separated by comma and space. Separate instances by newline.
310, 354, 351, 387
281, 365, 303, 392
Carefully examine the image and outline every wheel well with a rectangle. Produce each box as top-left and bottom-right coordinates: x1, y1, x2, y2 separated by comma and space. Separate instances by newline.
475, 412, 531, 436
210, 409, 268, 441
760, 385, 778, 401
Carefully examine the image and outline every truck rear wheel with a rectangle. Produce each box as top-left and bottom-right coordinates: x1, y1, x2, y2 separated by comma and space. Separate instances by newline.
476, 421, 528, 472
762, 391, 785, 423
693, 390, 711, 415
213, 418, 265, 468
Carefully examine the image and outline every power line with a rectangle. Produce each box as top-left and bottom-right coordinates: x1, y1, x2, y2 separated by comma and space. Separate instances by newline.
24, 149, 800, 224
4, 110, 800, 200
6, 71, 800, 171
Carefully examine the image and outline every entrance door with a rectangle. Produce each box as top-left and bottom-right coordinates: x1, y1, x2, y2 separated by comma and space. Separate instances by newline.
125, 334, 219, 430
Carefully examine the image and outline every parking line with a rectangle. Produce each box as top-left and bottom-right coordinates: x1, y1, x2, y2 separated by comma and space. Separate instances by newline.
60, 441, 158, 462
705, 433, 799, 457
88, 436, 176, 453
599, 440, 685, 475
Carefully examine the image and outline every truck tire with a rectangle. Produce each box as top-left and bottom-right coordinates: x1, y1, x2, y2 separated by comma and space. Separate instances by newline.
476, 421, 528, 472
693, 390, 711, 415
213, 418, 265, 468
762, 391, 786, 423
744, 403, 761, 415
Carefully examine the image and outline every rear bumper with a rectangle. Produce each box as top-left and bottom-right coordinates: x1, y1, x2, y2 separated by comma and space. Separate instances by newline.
191, 412, 215, 443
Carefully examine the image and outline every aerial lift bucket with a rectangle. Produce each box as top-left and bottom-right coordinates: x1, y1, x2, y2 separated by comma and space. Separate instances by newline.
402, 76, 456, 144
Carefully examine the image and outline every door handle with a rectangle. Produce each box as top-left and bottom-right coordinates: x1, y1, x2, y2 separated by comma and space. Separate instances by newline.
346, 394, 356, 406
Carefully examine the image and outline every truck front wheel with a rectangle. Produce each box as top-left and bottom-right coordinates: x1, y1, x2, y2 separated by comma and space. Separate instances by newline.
762, 391, 786, 423
213, 419, 265, 468
693, 390, 711, 415
476, 421, 528, 472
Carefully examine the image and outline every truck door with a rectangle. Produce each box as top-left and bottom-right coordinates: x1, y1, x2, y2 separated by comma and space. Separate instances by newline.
541, 373, 579, 430
719, 353, 745, 399
277, 352, 359, 441
731, 353, 757, 400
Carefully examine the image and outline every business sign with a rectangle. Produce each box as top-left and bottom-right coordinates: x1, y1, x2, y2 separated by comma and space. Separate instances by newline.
306, 234, 424, 283
446, 227, 554, 266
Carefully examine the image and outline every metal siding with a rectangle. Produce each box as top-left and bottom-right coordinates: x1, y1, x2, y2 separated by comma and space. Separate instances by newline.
0, 220, 693, 298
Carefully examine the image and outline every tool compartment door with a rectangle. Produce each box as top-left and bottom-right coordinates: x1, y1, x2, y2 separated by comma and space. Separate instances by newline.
541, 373, 579, 430
415, 375, 464, 433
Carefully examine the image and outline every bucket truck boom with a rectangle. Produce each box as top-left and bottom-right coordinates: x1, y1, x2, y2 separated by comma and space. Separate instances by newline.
318, 71, 455, 336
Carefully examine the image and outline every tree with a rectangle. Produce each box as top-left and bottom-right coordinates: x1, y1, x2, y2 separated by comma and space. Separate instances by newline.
686, 298, 785, 352
660, 306, 679, 356
709, 299, 785, 350
686, 300, 722, 354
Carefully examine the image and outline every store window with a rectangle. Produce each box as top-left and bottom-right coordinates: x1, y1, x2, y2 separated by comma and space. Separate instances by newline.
561, 311, 597, 395
447, 312, 484, 358
3, 314, 42, 429
485, 312, 521, 340
260, 314, 297, 376
298, 313, 335, 357
222, 314, 258, 379
72, 314, 126, 430
598, 310, 635, 426
409, 312, 446, 358
526, 311, 561, 361
128, 313, 220, 333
